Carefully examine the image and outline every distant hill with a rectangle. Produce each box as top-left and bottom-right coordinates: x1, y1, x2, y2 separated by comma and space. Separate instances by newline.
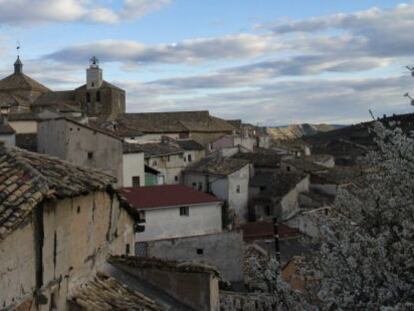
267, 123, 344, 141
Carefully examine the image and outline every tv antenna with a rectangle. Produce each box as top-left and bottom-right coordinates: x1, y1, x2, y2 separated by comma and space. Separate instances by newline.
404, 92, 414, 106
406, 66, 414, 77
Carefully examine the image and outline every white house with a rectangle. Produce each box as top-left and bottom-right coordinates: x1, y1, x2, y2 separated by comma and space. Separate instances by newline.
211, 134, 256, 153
183, 156, 250, 226
123, 142, 145, 187
118, 185, 222, 243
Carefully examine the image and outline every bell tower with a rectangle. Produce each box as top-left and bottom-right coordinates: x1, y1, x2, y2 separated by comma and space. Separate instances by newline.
86, 56, 103, 90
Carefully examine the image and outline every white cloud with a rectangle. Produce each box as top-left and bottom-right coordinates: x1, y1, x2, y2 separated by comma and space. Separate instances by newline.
45, 34, 280, 64
0, 0, 171, 25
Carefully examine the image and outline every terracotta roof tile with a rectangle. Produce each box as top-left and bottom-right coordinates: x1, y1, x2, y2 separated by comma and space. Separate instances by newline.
0, 143, 116, 240
118, 185, 221, 210
68, 272, 162, 310
185, 155, 250, 176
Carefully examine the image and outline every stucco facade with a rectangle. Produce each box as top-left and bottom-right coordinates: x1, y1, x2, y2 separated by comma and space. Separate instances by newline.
123, 152, 145, 187
38, 118, 123, 187
183, 164, 250, 225
136, 203, 222, 242
145, 153, 185, 184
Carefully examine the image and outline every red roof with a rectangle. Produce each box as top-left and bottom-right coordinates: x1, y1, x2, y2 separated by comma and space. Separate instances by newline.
118, 185, 221, 210
242, 221, 301, 241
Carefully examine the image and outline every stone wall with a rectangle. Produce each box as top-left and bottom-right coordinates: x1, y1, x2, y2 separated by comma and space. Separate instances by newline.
146, 231, 244, 282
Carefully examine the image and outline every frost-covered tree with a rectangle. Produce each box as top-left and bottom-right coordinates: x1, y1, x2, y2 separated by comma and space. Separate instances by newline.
311, 122, 414, 310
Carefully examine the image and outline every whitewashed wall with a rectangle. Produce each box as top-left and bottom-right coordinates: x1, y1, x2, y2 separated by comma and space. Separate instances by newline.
0, 134, 15, 146
123, 152, 145, 187
136, 203, 222, 242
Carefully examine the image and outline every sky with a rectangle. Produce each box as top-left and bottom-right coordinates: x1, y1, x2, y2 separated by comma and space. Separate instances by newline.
0, 0, 414, 126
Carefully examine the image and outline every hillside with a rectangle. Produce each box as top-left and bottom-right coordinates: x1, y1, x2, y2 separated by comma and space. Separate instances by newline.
267, 123, 342, 141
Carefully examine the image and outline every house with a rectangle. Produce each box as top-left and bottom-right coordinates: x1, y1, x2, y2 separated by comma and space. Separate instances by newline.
139, 141, 186, 184
183, 156, 251, 225
113, 110, 235, 147
117, 185, 245, 282
175, 138, 206, 163
0, 114, 15, 146
123, 142, 145, 187
118, 185, 223, 243
37, 117, 124, 187
251, 172, 309, 221
0, 142, 137, 310
211, 134, 256, 152
227, 120, 271, 149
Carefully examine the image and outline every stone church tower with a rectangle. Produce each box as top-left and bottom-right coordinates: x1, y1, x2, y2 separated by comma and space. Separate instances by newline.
74, 57, 126, 120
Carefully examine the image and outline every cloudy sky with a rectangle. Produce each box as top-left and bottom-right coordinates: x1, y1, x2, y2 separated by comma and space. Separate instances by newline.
0, 0, 413, 125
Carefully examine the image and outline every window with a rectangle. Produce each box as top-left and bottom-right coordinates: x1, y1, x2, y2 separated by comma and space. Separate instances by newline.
96, 90, 101, 102
86, 92, 91, 102
198, 182, 202, 191
125, 244, 130, 255
286, 166, 291, 172
132, 176, 141, 187
175, 176, 179, 182
167, 155, 170, 162
138, 211, 146, 223
91, 82, 95, 87
236, 185, 241, 193
152, 160, 157, 167
87, 152, 93, 160
196, 248, 204, 255
180, 206, 189, 216
188, 154, 192, 162
77, 206, 81, 214
192, 182, 197, 188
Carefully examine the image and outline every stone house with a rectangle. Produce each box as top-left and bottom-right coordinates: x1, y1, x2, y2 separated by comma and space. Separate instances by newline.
112, 110, 235, 147
122, 142, 145, 187
211, 134, 256, 153
0, 114, 15, 146
251, 172, 309, 221
139, 141, 186, 184
37, 117, 123, 187
183, 156, 251, 225
0, 143, 137, 310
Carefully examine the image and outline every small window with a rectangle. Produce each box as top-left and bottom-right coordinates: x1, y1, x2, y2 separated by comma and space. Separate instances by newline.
86, 92, 91, 102
167, 155, 171, 162
91, 82, 95, 87
192, 182, 197, 188
198, 182, 202, 191
138, 211, 146, 223
196, 248, 204, 255
132, 176, 140, 187
286, 166, 291, 172
175, 176, 179, 182
126, 244, 130, 255
236, 185, 241, 193
77, 206, 81, 214
96, 90, 101, 102
152, 160, 157, 167
180, 206, 189, 216
188, 154, 192, 162
87, 152, 93, 160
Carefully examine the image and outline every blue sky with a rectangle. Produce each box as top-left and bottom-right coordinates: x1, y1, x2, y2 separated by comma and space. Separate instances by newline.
0, 0, 413, 125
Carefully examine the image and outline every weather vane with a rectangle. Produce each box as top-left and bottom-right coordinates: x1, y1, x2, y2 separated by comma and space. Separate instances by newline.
16, 41, 20, 57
